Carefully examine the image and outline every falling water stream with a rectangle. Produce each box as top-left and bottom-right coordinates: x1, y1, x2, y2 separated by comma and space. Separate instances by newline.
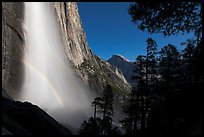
19, 2, 92, 128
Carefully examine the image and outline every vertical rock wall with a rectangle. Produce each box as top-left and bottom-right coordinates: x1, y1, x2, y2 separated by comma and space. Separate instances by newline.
2, 2, 130, 98
2, 2, 96, 96
53, 2, 98, 67
2, 2, 25, 96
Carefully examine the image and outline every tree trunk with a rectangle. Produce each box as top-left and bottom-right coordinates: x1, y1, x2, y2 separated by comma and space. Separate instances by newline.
94, 104, 96, 119
141, 95, 146, 130
101, 105, 106, 135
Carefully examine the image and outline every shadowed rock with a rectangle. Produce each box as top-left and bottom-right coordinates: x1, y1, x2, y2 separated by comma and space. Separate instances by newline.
2, 89, 72, 135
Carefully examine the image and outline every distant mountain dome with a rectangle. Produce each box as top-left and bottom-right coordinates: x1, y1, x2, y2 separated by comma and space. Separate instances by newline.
114, 54, 130, 62
107, 54, 139, 87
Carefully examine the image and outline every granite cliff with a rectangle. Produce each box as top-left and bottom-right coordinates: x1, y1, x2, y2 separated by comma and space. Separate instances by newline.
2, 2, 25, 97
53, 2, 97, 67
52, 3, 131, 97
2, 2, 131, 134
2, 2, 130, 99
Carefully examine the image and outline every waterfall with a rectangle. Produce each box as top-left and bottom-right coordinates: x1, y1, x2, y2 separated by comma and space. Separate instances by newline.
19, 2, 92, 128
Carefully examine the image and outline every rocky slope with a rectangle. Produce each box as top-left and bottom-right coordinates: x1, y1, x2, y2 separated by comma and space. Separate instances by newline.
79, 55, 130, 98
108, 54, 139, 87
2, 89, 72, 135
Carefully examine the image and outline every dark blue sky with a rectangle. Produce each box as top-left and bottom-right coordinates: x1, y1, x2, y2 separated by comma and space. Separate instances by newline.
78, 2, 194, 62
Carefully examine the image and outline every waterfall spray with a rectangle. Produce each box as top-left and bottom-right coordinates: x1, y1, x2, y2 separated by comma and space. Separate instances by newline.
19, 2, 92, 128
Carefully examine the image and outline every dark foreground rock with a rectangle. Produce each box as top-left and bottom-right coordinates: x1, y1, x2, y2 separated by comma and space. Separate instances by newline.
2, 92, 72, 135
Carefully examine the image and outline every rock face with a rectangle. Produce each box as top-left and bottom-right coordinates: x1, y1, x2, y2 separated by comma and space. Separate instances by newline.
108, 54, 139, 87
53, 2, 97, 67
2, 2, 130, 98
79, 55, 130, 97
2, 88, 13, 101
2, 2, 25, 97
52, 2, 130, 96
